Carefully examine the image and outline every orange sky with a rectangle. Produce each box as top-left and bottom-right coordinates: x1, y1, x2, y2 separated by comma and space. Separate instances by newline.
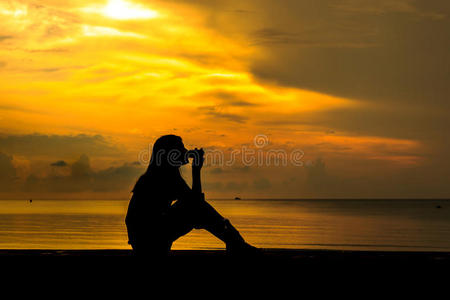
1, 0, 448, 199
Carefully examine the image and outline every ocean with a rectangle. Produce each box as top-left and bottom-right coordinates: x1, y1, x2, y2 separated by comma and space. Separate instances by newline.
1, 199, 449, 251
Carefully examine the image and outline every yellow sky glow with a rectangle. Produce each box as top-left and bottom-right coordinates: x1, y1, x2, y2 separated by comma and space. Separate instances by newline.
0, 0, 426, 198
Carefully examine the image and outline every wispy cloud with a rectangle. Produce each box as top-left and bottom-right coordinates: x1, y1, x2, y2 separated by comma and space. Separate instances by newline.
198, 106, 248, 123
0, 35, 13, 42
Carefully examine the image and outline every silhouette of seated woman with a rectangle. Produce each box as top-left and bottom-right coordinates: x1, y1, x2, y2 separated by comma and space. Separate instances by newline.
125, 135, 258, 256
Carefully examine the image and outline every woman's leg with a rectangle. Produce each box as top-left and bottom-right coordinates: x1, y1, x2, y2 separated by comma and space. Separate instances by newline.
168, 198, 257, 253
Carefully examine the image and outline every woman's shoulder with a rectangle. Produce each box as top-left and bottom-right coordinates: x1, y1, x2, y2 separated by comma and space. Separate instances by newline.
132, 173, 152, 192
132, 172, 172, 192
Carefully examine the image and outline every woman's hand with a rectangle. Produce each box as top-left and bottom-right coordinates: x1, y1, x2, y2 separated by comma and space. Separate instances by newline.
191, 148, 204, 194
191, 148, 204, 170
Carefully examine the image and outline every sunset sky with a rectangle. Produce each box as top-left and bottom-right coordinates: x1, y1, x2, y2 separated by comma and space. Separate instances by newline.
1, 0, 449, 199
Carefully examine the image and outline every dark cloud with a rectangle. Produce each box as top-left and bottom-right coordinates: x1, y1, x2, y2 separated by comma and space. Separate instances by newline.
300, 156, 450, 198
198, 106, 248, 123
305, 158, 334, 193
0, 152, 17, 191
34, 65, 86, 73
251, 30, 450, 108
175, 52, 224, 68
0, 133, 122, 158
92, 163, 145, 192
207, 165, 250, 175
226, 181, 248, 191
50, 160, 68, 167
38, 68, 61, 73
209, 167, 224, 174
212, 91, 258, 107
70, 154, 92, 179
191, 90, 259, 107
233, 165, 251, 172
231, 9, 255, 14
253, 177, 271, 190
247, 1, 450, 111
0, 104, 47, 114
25, 48, 68, 53
159, 3, 450, 206
24, 155, 144, 194
257, 105, 450, 141
0, 35, 13, 42
203, 180, 224, 191
251, 28, 302, 45
176, 0, 450, 143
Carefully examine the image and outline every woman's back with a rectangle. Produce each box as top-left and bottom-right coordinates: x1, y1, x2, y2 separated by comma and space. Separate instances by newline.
125, 169, 191, 245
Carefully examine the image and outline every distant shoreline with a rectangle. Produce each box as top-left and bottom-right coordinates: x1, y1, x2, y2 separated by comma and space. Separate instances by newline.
1, 198, 450, 201
1, 248, 450, 255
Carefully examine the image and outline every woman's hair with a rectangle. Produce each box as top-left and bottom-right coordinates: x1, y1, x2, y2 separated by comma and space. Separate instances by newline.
133, 135, 184, 193
147, 134, 184, 172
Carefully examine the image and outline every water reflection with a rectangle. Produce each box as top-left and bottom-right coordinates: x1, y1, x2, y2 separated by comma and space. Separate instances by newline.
0, 199, 449, 251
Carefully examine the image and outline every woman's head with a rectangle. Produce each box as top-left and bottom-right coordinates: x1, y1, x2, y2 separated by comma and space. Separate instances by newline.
148, 135, 189, 170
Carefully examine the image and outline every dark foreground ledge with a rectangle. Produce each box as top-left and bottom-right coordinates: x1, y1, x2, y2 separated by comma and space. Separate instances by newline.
1, 248, 449, 268
2, 249, 449, 286
2, 248, 450, 260
1, 248, 449, 259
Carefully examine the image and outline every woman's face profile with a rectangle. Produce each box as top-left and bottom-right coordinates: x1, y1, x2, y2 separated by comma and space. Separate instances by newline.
178, 141, 189, 166
164, 139, 189, 167
152, 135, 190, 168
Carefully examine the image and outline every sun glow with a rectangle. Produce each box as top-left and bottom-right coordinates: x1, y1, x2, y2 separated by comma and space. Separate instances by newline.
82, 25, 146, 38
83, 0, 159, 20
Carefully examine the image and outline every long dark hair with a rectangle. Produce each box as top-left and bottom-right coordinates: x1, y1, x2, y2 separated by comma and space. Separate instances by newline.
146, 134, 186, 177
132, 135, 185, 193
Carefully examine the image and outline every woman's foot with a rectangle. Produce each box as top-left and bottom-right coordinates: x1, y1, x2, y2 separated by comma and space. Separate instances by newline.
226, 241, 262, 256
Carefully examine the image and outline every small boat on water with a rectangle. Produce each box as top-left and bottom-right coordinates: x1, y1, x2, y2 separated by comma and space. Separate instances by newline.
234, 197, 241, 200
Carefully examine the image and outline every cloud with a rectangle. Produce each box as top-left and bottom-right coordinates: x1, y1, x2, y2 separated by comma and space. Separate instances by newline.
253, 177, 271, 190
0, 152, 17, 191
24, 154, 144, 194
209, 167, 224, 174
24, 48, 68, 53
193, 90, 259, 107
331, 0, 446, 18
50, 160, 68, 167
251, 28, 302, 46
0, 1, 79, 46
305, 158, 334, 192
198, 106, 248, 123
207, 165, 251, 175
0, 35, 13, 42
225, 181, 248, 191
176, 0, 450, 139
257, 104, 449, 141
70, 154, 92, 178
0, 133, 122, 158
92, 162, 145, 192
246, 1, 450, 110
0, 104, 47, 114
38, 67, 61, 73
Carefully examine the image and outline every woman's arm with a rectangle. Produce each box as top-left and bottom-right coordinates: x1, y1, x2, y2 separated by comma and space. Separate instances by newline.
176, 148, 204, 202
191, 148, 204, 195
192, 167, 202, 194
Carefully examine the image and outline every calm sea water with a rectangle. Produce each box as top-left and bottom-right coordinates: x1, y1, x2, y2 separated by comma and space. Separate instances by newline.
0, 199, 449, 251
